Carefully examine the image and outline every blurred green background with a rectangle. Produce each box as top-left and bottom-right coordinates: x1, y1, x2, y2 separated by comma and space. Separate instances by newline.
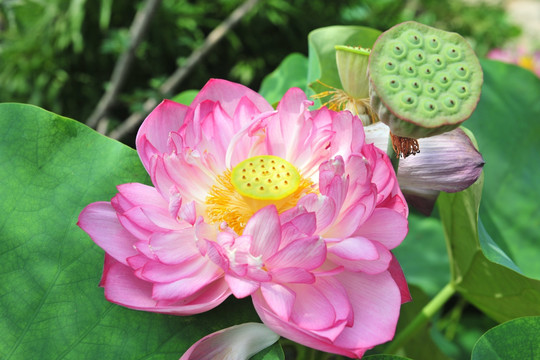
0, 0, 522, 141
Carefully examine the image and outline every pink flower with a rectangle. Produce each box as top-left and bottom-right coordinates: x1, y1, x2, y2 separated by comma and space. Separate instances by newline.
487, 47, 540, 77
78, 79, 410, 357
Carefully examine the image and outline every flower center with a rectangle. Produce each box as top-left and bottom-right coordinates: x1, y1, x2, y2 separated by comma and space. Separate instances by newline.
231, 155, 301, 201
205, 155, 314, 234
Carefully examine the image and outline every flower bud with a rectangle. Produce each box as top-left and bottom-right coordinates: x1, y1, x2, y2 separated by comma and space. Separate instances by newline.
335, 45, 371, 99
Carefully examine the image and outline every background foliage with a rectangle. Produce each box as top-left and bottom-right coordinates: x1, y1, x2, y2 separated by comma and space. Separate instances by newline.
2, 1, 538, 360
1, 0, 520, 137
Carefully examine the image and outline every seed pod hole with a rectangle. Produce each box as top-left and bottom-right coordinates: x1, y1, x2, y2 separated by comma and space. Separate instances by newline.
407, 79, 422, 93
409, 50, 426, 65
444, 44, 462, 60
429, 54, 445, 69
400, 62, 417, 76
385, 61, 397, 72
442, 96, 458, 109
428, 36, 441, 51
400, 92, 418, 108
422, 100, 438, 112
454, 64, 469, 79
405, 30, 423, 47
452, 82, 470, 98
419, 64, 435, 79
388, 78, 401, 90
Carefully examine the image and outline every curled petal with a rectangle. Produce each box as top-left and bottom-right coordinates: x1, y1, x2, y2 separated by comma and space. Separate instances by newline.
260, 282, 296, 321
179, 322, 280, 360
329, 240, 392, 274
388, 254, 412, 304
191, 79, 274, 119
333, 271, 402, 350
136, 99, 189, 171
78, 202, 138, 265
252, 290, 358, 358
328, 236, 378, 261
225, 275, 260, 298
113, 183, 167, 212
243, 205, 281, 259
101, 255, 231, 315
353, 208, 408, 250
267, 236, 326, 271
151, 261, 224, 303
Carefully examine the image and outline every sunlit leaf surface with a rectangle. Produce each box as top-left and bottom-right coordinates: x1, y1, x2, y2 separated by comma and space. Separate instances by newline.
0, 104, 281, 359
471, 316, 540, 359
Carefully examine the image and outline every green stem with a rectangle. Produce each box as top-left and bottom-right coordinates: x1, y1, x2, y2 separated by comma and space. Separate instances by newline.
384, 282, 456, 354
386, 135, 400, 174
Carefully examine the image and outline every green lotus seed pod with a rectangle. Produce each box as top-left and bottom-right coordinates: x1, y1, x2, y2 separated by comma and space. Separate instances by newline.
368, 21, 483, 139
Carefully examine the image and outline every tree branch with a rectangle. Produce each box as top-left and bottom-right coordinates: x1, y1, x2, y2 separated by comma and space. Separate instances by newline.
107, 0, 261, 141
86, 0, 162, 129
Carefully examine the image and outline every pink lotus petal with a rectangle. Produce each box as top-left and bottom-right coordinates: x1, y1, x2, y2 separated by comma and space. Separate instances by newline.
102, 255, 231, 315
267, 236, 325, 271
160, 152, 214, 204
314, 277, 353, 327
167, 185, 183, 219
126, 254, 149, 271
140, 205, 184, 231
297, 193, 337, 232
117, 211, 153, 241
268, 88, 313, 162
120, 206, 166, 233
353, 208, 408, 250
328, 236, 379, 261
113, 183, 167, 212
149, 154, 177, 201
388, 254, 412, 304
270, 267, 315, 284
324, 202, 369, 239
252, 292, 359, 358
180, 322, 279, 360
151, 262, 223, 302
260, 282, 296, 321
136, 99, 189, 170
225, 274, 260, 298
334, 271, 402, 349
287, 211, 317, 237
289, 283, 337, 331
140, 256, 207, 283
329, 241, 392, 274
78, 202, 138, 265
279, 210, 318, 248
191, 79, 273, 119
243, 206, 281, 259
327, 110, 356, 159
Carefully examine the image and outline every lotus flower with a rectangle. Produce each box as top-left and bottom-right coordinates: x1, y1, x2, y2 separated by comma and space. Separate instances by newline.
79, 79, 410, 357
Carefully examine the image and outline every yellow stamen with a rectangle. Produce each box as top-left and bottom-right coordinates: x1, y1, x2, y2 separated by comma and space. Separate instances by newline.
311, 80, 379, 125
205, 156, 315, 234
